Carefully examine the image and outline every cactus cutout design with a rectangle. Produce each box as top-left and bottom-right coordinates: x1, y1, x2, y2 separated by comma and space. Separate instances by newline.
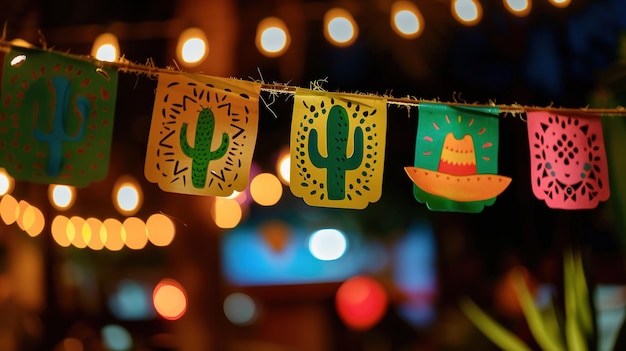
145, 74, 261, 196
33, 76, 89, 177
290, 90, 387, 209
308, 105, 363, 200
0, 46, 118, 186
180, 107, 229, 188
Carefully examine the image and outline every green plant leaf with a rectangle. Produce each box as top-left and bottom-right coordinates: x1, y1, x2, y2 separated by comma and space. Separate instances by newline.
563, 249, 589, 351
459, 298, 532, 351
543, 298, 564, 346
513, 271, 565, 351
573, 250, 593, 336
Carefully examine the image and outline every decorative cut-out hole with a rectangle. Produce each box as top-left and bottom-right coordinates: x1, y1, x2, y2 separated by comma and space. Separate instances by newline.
10, 54, 27, 67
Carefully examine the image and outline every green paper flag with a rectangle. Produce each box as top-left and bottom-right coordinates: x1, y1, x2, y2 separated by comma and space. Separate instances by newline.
0, 46, 118, 186
405, 103, 511, 213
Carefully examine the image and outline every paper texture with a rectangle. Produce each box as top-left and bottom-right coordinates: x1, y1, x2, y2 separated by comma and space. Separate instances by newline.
527, 111, 609, 209
145, 73, 261, 196
0, 46, 118, 186
290, 89, 387, 209
407, 103, 510, 212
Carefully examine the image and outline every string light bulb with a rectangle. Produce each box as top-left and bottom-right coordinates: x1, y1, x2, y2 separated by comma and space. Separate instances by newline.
49, 184, 76, 211
113, 176, 143, 216
451, 0, 483, 26
176, 27, 209, 67
503, 0, 531, 17
391, 1, 425, 39
324, 8, 359, 47
91, 33, 120, 62
548, 0, 570, 8
0, 168, 13, 196
256, 17, 291, 57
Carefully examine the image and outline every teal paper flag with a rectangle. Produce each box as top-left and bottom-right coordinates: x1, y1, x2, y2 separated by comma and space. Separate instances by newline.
0, 46, 118, 186
405, 103, 511, 213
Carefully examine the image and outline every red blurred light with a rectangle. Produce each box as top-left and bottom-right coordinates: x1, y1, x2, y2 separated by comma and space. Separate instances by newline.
335, 276, 388, 330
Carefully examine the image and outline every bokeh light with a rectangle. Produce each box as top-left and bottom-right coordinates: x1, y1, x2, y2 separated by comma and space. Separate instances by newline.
226, 190, 248, 206
77, 217, 94, 249
101, 324, 133, 351
182, 38, 206, 62
15, 200, 38, 235
91, 33, 120, 62
250, 173, 283, 206
0, 194, 18, 225
324, 8, 358, 47
275, 147, 291, 185
335, 276, 388, 330
23, 204, 45, 237
256, 17, 290, 57
503, 0, 531, 17
52, 215, 71, 247
14, 200, 30, 231
109, 279, 154, 320
177, 27, 208, 66
392, 224, 437, 327
0, 168, 14, 195
117, 185, 140, 212
211, 197, 242, 229
113, 176, 143, 216
20, 205, 35, 233
85, 217, 104, 250
224, 293, 257, 326
451, 0, 483, 26
60, 337, 83, 351
122, 217, 148, 250
548, 0, 570, 8
49, 184, 76, 211
97, 44, 117, 62
146, 213, 176, 247
102, 218, 125, 251
391, 1, 424, 39
69, 216, 87, 248
153, 279, 188, 320
308, 228, 347, 261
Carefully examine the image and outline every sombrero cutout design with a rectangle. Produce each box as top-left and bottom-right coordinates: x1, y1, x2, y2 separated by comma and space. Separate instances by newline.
405, 104, 512, 213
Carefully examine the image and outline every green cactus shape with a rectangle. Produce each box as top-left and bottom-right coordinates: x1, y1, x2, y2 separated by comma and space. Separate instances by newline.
309, 105, 364, 200
34, 76, 89, 177
180, 107, 229, 188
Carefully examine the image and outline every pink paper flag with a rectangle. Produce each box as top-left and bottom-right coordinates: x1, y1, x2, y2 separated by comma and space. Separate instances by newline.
527, 111, 610, 209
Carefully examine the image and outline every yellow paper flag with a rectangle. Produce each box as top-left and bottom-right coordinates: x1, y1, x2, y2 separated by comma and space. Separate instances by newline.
290, 89, 387, 209
145, 73, 261, 196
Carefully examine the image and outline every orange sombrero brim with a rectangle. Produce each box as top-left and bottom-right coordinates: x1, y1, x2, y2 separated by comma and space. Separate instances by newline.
404, 167, 512, 202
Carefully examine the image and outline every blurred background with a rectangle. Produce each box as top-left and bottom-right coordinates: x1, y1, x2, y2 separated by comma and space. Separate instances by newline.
1, 0, 626, 350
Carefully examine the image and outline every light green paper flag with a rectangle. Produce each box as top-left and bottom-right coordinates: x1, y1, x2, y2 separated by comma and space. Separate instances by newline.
405, 103, 511, 212
0, 46, 118, 186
